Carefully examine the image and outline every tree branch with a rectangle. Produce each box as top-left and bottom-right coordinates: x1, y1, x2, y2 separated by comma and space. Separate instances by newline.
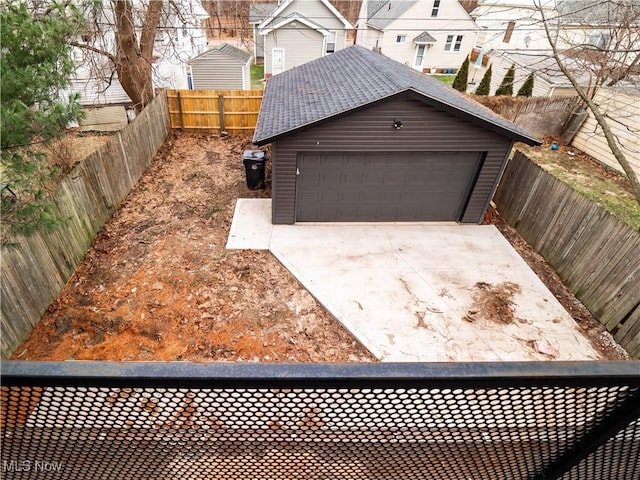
140, 0, 163, 61
607, 52, 640, 87
536, 0, 640, 203
68, 40, 116, 63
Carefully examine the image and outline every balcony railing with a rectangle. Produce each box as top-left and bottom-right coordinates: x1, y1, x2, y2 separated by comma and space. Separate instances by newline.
2, 361, 639, 479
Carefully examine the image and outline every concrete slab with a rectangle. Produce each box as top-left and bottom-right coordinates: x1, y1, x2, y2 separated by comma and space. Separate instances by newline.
226, 199, 273, 250
228, 200, 602, 362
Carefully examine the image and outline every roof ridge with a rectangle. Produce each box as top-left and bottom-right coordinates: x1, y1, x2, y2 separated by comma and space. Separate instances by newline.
357, 46, 409, 93
254, 45, 540, 146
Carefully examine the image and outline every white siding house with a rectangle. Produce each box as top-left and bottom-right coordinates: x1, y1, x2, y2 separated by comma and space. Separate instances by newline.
470, 0, 556, 51
69, 0, 209, 106
571, 88, 640, 180
356, 0, 480, 72
483, 51, 578, 97
188, 43, 252, 90
249, 3, 278, 61
257, 0, 353, 77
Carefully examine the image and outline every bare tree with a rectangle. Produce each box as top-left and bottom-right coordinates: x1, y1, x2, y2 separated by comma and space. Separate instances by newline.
537, 0, 640, 203
67, 1, 207, 111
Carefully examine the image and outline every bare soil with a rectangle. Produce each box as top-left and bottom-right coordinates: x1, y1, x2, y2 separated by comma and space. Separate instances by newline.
464, 281, 521, 325
13, 133, 374, 362
12, 133, 628, 361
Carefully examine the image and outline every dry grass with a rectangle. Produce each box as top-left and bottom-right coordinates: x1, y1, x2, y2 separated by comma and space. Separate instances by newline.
516, 140, 640, 230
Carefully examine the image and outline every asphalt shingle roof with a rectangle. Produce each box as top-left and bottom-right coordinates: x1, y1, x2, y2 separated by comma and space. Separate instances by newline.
366, 0, 417, 29
217, 43, 252, 63
557, 0, 640, 24
253, 45, 541, 145
189, 43, 251, 65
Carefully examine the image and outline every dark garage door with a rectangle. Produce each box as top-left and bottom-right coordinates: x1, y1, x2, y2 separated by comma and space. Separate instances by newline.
296, 151, 483, 222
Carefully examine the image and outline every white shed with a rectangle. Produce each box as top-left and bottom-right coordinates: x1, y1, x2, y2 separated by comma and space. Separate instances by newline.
188, 43, 252, 91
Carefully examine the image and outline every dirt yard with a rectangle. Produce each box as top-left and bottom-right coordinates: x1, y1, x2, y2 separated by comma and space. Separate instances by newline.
12, 133, 628, 361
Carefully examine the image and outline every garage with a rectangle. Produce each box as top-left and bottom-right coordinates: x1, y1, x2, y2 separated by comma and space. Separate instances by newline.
253, 45, 540, 225
296, 151, 483, 221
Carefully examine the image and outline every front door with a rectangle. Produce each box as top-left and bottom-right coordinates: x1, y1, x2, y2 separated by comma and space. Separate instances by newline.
272, 48, 285, 75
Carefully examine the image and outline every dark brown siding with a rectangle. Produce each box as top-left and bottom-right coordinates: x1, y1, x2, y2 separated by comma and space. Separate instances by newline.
272, 94, 513, 224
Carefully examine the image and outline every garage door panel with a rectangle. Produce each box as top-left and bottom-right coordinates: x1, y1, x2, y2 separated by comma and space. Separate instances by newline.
360, 191, 380, 202
296, 151, 481, 222
383, 172, 406, 185
323, 153, 344, 166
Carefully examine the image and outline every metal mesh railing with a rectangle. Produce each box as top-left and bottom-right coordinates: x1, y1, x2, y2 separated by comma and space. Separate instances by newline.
2, 362, 639, 480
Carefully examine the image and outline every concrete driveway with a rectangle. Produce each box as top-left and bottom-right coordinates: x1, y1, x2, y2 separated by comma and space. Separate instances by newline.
227, 199, 601, 361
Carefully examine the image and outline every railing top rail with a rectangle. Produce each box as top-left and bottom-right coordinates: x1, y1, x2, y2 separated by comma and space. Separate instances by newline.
2, 361, 639, 389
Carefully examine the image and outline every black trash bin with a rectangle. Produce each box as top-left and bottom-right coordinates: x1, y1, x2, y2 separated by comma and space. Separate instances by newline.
242, 150, 267, 190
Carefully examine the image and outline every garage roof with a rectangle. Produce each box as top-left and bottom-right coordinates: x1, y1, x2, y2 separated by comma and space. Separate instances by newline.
253, 45, 541, 146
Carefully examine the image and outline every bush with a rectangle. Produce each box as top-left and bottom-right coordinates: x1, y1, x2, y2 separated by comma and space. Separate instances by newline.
475, 65, 492, 96
495, 64, 515, 96
517, 72, 535, 97
452, 55, 470, 92
1, 1, 84, 236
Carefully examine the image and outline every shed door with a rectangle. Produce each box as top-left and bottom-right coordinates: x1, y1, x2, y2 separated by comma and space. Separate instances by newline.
296, 152, 483, 222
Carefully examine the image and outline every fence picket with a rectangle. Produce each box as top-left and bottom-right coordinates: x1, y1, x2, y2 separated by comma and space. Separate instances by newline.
166, 89, 262, 132
0, 93, 171, 359
495, 152, 640, 359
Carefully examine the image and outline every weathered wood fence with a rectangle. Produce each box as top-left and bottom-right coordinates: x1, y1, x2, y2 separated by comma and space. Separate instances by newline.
473, 96, 582, 139
495, 152, 640, 359
167, 89, 262, 132
1, 92, 171, 359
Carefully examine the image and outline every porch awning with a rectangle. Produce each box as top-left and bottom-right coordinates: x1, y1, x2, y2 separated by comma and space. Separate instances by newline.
414, 31, 436, 45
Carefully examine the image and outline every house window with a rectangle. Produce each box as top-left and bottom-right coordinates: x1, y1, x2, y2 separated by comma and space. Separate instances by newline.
589, 31, 610, 49
431, 0, 440, 17
415, 45, 426, 66
503, 21, 515, 43
396, 35, 407, 44
326, 31, 337, 54
444, 35, 464, 52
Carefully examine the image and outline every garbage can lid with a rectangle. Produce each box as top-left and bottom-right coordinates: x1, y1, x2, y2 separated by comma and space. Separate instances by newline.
243, 150, 266, 161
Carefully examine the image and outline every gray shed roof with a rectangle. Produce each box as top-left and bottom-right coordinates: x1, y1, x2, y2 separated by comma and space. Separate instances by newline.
189, 43, 251, 65
249, 3, 277, 24
366, 0, 417, 29
253, 45, 541, 146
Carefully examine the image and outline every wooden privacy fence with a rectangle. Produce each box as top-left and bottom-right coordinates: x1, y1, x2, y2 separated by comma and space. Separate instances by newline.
473, 96, 582, 139
495, 152, 640, 359
167, 89, 262, 132
0, 92, 171, 359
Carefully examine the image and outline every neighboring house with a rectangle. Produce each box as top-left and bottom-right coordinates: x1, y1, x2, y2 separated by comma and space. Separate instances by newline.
355, 0, 480, 72
188, 43, 252, 90
485, 51, 582, 97
253, 0, 353, 77
556, 0, 640, 53
471, 1, 639, 59
470, 0, 556, 51
70, 0, 209, 107
253, 45, 540, 225
249, 3, 278, 61
473, 1, 640, 96
571, 87, 640, 180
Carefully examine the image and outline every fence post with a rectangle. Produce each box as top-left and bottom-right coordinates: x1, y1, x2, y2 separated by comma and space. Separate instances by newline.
177, 91, 184, 130
218, 95, 225, 133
